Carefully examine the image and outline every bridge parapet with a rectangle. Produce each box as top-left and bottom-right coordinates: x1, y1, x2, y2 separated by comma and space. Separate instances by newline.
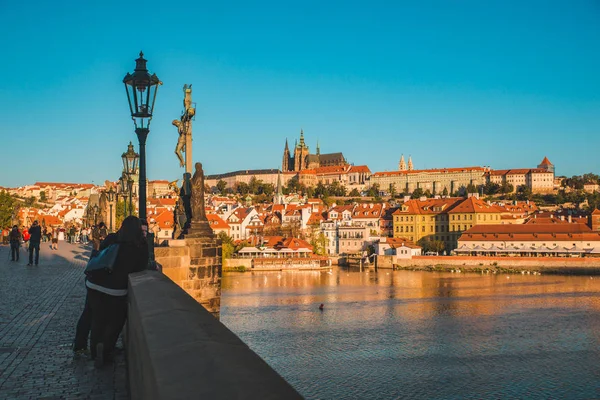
127, 270, 303, 400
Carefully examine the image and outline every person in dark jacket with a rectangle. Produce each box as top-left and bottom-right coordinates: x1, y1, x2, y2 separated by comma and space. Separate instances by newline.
27, 221, 42, 266
86, 216, 148, 367
9, 226, 22, 262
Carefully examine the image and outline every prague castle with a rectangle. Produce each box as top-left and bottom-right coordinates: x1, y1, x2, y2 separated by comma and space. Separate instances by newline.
371, 155, 488, 195
282, 130, 347, 172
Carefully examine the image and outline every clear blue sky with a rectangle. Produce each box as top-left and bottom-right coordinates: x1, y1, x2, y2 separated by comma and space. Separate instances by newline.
0, 0, 599, 188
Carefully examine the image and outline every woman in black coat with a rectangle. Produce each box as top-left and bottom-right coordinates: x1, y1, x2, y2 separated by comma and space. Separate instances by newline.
86, 216, 149, 367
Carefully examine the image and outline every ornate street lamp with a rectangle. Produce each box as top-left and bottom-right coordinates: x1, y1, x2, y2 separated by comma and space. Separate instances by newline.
123, 51, 161, 221
121, 143, 139, 217
121, 141, 139, 177
107, 187, 115, 232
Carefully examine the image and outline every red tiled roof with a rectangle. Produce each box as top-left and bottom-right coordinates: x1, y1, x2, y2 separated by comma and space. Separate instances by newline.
349, 165, 371, 173
207, 214, 230, 229
539, 156, 553, 166
392, 198, 463, 215
448, 197, 503, 214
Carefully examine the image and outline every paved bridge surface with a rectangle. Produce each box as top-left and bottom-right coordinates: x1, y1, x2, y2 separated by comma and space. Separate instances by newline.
0, 241, 127, 399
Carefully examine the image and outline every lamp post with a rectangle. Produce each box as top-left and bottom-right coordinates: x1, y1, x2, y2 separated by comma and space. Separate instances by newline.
121, 143, 139, 217
107, 187, 115, 232
118, 176, 127, 217
123, 52, 161, 221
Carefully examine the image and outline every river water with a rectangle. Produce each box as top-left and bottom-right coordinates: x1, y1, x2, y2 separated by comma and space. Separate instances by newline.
221, 268, 600, 399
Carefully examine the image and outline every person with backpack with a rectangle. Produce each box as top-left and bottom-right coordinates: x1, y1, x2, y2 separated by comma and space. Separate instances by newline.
9, 226, 22, 262
84, 216, 149, 367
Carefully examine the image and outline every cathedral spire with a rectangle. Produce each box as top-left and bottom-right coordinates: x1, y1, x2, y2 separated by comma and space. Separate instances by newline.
399, 154, 406, 171
299, 129, 306, 148
408, 155, 414, 171
284, 138, 289, 151
316, 140, 320, 155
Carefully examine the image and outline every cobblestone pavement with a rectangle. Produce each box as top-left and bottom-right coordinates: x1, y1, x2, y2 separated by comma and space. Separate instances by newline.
0, 241, 128, 400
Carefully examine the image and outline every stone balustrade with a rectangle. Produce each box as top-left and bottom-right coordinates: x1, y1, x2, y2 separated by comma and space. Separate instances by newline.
127, 270, 303, 400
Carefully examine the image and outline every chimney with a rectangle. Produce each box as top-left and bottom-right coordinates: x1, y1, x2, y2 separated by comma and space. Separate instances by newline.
403, 195, 411, 203
560, 215, 565, 221
568, 215, 572, 223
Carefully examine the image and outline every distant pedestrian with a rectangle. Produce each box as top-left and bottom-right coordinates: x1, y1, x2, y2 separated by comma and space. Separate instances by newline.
51, 228, 59, 250
9, 226, 22, 262
22, 227, 30, 246
69, 226, 76, 243
91, 223, 108, 256
27, 220, 42, 266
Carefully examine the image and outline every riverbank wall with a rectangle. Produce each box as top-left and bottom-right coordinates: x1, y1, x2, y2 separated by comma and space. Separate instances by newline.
376, 255, 600, 275
223, 257, 330, 271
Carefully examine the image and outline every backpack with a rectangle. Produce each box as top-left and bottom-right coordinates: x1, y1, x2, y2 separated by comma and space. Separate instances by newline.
84, 243, 120, 277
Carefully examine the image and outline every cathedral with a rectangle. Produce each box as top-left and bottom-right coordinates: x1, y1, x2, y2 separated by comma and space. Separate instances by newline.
282, 130, 347, 172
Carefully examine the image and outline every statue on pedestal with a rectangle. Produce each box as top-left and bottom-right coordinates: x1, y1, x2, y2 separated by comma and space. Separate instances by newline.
191, 162, 207, 222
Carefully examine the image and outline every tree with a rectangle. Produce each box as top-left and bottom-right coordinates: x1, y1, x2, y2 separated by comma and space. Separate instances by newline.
216, 180, 227, 194
366, 184, 380, 198
310, 232, 328, 256
483, 182, 500, 195
248, 177, 261, 194
411, 188, 425, 199
516, 185, 532, 201
25, 196, 36, 206
500, 182, 514, 195
286, 176, 301, 193
218, 231, 235, 262
442, 187, 449, 197
314, 182, 328, 198
259, 183, 275, 196
388, 183, 397, 198
349, 188, 361, 197
466, 183, 477, 194
0, 191, 17, 228
417, 237, 445, 254
39, 191, 47, 202
235, 182, 250, 195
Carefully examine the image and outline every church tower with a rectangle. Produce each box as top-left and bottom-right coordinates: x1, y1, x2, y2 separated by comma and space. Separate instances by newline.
282, 139, 291, 172
408, 156, 414, 171
538, 156, 554, 174
293, 129, 310, 171
274, 171, 285, 205
399, 155, 406, 171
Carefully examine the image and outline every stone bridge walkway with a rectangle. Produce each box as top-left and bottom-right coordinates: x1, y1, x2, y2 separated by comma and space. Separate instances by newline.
0, 242, 127, 399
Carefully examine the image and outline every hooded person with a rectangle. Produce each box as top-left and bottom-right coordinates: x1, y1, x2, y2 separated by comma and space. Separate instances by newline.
85, 216, 149, 367
9, 225, 22, 262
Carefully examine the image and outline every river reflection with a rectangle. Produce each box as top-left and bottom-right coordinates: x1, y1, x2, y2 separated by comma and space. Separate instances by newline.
221, 268, 600, 400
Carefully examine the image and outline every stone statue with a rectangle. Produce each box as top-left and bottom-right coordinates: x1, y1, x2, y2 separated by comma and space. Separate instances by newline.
179, 172, 192, 233
190, 162, 207, 222
172, 84, 196, 172
172, 119, 186, 167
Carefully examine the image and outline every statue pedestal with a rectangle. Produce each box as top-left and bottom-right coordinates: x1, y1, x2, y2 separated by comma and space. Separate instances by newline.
155, 225, 222, 318
186, 219, 214, 238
